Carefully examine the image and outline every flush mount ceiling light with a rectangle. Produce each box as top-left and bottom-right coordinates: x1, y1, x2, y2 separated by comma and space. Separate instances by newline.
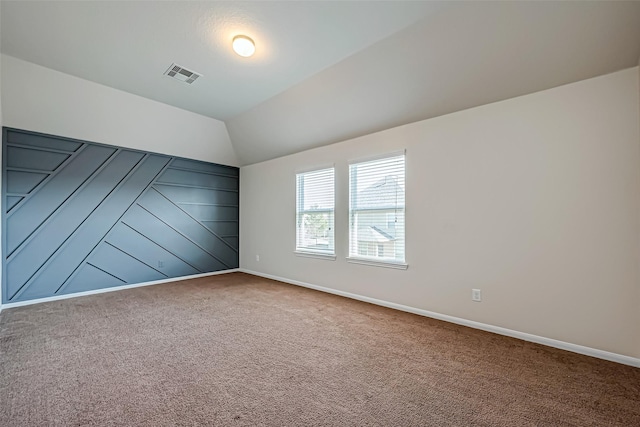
232, 35, 256, 58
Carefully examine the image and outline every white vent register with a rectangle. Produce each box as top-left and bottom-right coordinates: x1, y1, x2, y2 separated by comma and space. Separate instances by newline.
164, 63, 201, 84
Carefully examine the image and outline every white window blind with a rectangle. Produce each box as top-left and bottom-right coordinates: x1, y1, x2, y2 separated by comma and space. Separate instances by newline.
296, 168, 335, 255
349, 154, 405, 264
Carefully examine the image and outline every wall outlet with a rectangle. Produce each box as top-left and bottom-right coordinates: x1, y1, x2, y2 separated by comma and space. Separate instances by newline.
256, 254, 260, 262
472, 289, 482, 302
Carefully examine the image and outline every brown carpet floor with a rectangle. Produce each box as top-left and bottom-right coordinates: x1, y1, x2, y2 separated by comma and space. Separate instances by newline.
0, 272, 638, 426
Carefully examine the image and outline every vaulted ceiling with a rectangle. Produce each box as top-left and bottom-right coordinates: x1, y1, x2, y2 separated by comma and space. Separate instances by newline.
2, 1, 640, 165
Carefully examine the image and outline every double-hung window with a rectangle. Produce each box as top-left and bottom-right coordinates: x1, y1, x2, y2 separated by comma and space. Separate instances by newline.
295, 167, 335, 258
348, 153, 406, 268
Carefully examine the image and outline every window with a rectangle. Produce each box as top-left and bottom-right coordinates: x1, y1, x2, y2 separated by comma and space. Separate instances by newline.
296, 167, 335, 257
349, 153, 406, 268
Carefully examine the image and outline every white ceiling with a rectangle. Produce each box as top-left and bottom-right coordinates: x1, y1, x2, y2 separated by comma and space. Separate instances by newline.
0, 1, 435, 120
2, 1, 640, 166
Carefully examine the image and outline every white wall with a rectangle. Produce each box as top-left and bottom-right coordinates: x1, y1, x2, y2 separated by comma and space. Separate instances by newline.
0, 55, 238, 167
241, 67, 640, 359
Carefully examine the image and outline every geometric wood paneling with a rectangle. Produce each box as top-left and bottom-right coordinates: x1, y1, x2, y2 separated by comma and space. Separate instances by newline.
2, 128, 239, 302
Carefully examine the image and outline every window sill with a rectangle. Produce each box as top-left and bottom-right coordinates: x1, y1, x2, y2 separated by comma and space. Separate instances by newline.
294, 251, 336, 261
346, 257, 408, 270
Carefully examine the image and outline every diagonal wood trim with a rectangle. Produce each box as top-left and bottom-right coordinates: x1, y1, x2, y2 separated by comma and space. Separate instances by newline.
2, 128, 239, 303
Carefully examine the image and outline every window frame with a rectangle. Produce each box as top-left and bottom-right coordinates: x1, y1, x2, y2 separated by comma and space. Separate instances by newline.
347, 152, 408, 270
295, 166, 336, 260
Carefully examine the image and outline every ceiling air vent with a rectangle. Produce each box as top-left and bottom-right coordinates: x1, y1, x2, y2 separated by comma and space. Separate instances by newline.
164, 63, 201, 84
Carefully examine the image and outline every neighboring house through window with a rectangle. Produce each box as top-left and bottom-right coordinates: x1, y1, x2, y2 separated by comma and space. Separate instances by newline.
349, 153, 406, 267
296, 167, 335, 256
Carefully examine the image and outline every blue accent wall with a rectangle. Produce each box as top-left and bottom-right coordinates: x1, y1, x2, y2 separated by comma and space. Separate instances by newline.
2, 128, 239, 303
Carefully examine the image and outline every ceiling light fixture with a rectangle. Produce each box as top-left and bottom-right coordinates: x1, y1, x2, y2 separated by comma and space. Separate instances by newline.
232, 35, 256, 58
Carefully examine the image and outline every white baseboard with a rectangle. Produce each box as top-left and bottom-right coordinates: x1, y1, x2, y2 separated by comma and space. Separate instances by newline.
240, 268, 640, 368
0, 269, 239, 310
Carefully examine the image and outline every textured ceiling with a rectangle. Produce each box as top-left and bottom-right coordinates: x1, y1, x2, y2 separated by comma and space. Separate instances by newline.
0, 1, 435, 120
227, 1, 640, 164
2, 1, 640, 166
